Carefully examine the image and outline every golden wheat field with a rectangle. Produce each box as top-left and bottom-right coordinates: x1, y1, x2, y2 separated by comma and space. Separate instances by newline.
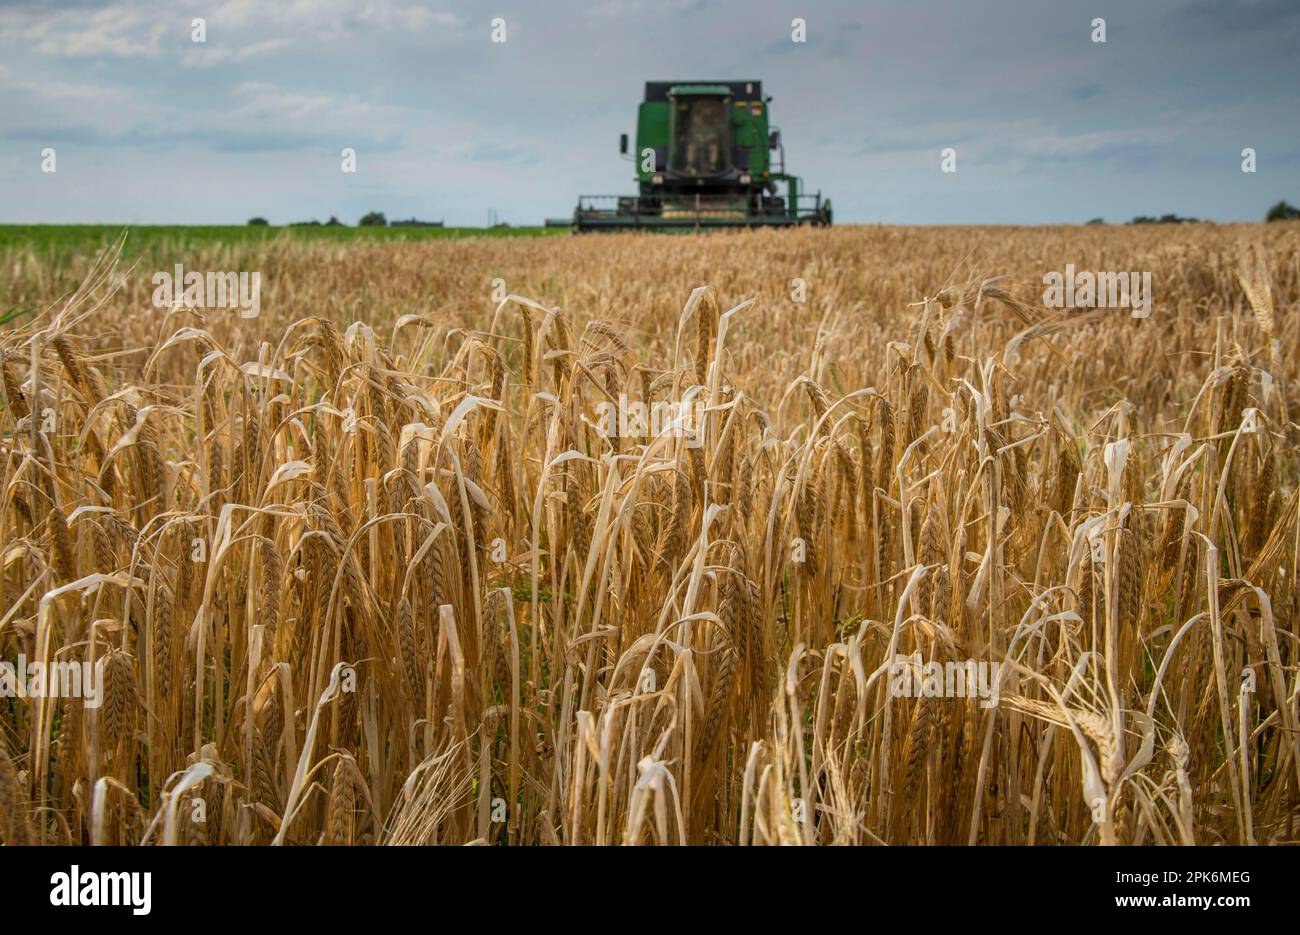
0, 222, 1298, 846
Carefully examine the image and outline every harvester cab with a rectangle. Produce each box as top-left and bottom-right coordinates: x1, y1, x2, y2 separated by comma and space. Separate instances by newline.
573, 80, 832, 231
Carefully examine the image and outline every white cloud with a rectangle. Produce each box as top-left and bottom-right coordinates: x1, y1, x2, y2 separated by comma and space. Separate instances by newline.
2, 78, 128, 103
180, 38, 294, 68
210, 0, 465, 40
0, 0, 463, 60
228, 80, 404, 131
0, 5, 169, 58
1020, 129, 1172, 157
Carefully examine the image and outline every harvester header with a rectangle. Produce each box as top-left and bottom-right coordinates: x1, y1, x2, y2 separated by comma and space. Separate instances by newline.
573, 80, 832, 231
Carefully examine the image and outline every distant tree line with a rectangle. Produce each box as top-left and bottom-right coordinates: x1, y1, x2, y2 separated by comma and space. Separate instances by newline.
360, 212, 444, 227
284, 216, 345, 227
1131, 213, 1201, 225
1267, 200, 1300, 221
1082, 202, 1300, 225
250, 202, 1300, 229
247, 212, 444, 227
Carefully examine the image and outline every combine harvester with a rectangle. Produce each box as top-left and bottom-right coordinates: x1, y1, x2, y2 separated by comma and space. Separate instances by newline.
571, 80, 831, 232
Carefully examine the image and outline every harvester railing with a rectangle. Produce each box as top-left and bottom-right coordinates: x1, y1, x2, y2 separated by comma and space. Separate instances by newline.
574, 193, 826, 230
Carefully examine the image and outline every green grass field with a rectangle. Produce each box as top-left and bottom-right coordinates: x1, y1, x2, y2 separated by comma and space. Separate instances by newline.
0, 224, 569, 322
0, 223, 566, 257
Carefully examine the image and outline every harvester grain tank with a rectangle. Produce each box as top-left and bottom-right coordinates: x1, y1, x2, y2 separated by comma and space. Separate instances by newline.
574, 80, 832, 231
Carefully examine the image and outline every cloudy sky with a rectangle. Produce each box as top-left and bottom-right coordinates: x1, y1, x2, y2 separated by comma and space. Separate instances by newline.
1, 0, 1298, 226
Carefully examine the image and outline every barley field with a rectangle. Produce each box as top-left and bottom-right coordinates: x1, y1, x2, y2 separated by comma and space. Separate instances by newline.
0, 222, 1297, 845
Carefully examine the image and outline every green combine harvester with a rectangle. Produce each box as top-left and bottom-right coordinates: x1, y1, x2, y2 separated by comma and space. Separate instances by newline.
571, 80, 832, 232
